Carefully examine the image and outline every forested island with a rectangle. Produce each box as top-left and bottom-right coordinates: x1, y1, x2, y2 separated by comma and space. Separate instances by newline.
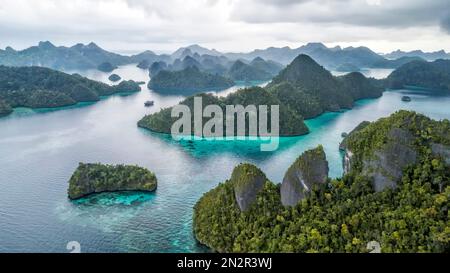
139, 54, 382, 136
138, 87, 309, 136
193, 111, 450, 253
108, 74, 121, 82
385, 59, 450, 92
148, 66, 235, 93
0, 66, 141, 116
114, 80, 142, 93
68, 163, 157, 200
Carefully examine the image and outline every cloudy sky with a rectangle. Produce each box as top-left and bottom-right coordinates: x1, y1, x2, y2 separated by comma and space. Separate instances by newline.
0, 0, 449, 54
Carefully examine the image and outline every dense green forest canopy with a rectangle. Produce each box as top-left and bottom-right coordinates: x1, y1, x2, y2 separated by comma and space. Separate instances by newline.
68, 163, 157, 200
193, 111, 450, 253
0, 66, 141, 115
385, 59, 450, 92
138, 87, 309, 136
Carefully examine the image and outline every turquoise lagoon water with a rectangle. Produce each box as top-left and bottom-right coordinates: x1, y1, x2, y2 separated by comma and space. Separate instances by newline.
0, 64, 449, 252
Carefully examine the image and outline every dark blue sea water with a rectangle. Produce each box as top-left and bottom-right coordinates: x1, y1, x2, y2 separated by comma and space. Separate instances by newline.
0, 65, 449, 252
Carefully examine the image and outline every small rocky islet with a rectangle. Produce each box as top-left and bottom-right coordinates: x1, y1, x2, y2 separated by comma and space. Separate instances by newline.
402, 95, 412, 102
68, 163, 157, 200
108, 73, 121, 82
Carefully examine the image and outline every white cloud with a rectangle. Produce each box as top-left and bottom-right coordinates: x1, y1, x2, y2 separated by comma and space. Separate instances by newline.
0, 0, 448, 54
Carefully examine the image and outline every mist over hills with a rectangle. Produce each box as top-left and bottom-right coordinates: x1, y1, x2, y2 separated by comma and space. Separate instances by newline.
1, 41, 449, 73
171, 44, 222, 59
0, 41, 170, 71
384, 49, 450, 61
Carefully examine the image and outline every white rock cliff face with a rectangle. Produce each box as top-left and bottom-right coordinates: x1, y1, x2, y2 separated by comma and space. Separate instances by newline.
231, 164, 267, 212
280, 147, 329, 207
431, 143, 450, 165
343, 150, 353, 174
344, 128, 418, 192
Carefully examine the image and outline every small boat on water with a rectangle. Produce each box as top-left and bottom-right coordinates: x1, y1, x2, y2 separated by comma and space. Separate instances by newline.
144, 100, 154, 107
401, 96, 412, 102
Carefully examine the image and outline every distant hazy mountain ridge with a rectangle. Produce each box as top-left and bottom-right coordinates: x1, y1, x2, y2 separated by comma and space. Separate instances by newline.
0, 41, 170, 70
2, 41, 444, 73
384, 49, 450, 61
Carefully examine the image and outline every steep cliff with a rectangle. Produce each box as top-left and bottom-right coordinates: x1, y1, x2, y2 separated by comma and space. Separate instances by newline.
344, 111, 449, 192
280, 146, 329, 206
231, 163, 268, 211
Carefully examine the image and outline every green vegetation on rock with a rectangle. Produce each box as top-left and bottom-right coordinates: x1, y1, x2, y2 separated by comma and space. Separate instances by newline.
231, 163, 268, 211
339, 121, 371, 151
68, 163, 157, 200
280, 145, 329, 206
385, 59, 450, 92
193, 111, 450, 253
344, 110, 450, 192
